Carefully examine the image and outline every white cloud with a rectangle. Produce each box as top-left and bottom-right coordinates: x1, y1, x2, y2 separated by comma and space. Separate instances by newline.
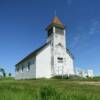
88, 19, 100, 35
70, 18, 100, 49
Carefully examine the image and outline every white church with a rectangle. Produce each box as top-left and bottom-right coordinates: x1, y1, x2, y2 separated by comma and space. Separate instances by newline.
15, 16, 75, 80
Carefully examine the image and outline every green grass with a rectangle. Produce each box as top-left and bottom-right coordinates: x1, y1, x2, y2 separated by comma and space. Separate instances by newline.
0, 78, 100, 100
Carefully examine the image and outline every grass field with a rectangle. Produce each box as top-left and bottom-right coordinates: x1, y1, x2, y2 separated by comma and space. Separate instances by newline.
0, 77, 100, 100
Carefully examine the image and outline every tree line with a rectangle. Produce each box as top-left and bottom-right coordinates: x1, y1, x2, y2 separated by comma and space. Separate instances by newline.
0, 68, 11, 78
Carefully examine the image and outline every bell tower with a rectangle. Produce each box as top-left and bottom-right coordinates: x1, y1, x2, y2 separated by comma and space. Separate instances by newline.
46, 16, 67, 76
46, 16, 66, 49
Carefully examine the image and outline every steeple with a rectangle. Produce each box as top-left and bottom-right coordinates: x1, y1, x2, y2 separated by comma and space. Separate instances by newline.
46, 16, 66, 50
51, 16, 64, 26
46, 16, 65, 30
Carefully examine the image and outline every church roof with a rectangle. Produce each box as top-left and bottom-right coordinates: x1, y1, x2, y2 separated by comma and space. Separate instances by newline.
52, 16, 64, 26
66, 49, 74, 59
46, 16, 65, 30
16, 43, 74, 66
16, 42, 50, 66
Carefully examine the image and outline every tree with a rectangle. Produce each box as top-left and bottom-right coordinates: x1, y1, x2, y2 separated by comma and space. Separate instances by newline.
8, 73, 12, 77
0, 68, 6, 77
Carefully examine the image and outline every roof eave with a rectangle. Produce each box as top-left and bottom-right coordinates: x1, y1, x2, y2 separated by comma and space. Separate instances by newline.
46, 23, 65, 31
15, 43, 50, 67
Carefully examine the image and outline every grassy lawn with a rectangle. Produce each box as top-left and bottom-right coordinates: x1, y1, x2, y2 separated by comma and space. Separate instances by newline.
0, 78, 100, 100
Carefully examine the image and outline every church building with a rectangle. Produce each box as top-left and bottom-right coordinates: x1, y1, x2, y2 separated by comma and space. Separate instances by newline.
15, 16, 75, 80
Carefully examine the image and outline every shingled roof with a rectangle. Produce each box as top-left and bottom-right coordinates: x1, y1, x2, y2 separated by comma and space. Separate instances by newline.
52, 16, 64, 26
46, 16, 65, 30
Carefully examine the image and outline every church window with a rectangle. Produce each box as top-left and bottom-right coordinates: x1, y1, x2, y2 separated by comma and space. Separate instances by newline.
33, 59, 35, 64
16, 66, 19, 73
21, 65, 24, 72
57, 57, 63, 63
51, 42, 53, 46
55, 28, 64, 34
48, 28, 53, 37
27, 62, 31, 71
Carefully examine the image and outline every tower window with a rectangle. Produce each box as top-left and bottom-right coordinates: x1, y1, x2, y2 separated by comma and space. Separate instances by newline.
55, 28, 64, 34
51, 42, 53, 46
57, 57, 63, 63
48, 28, 53, 37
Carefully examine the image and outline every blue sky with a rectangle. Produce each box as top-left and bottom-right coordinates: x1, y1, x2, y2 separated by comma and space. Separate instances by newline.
0, 0, 100, 76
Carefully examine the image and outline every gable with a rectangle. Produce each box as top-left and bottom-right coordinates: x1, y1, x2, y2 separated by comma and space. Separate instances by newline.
16, 42, 50, 66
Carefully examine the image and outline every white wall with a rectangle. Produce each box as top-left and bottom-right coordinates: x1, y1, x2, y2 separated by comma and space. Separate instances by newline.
64, 52, 75, 75
36, 44, 52, 78
15, 57, 36, 80
53, 49, 74, 76
50, 26, 74, 76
